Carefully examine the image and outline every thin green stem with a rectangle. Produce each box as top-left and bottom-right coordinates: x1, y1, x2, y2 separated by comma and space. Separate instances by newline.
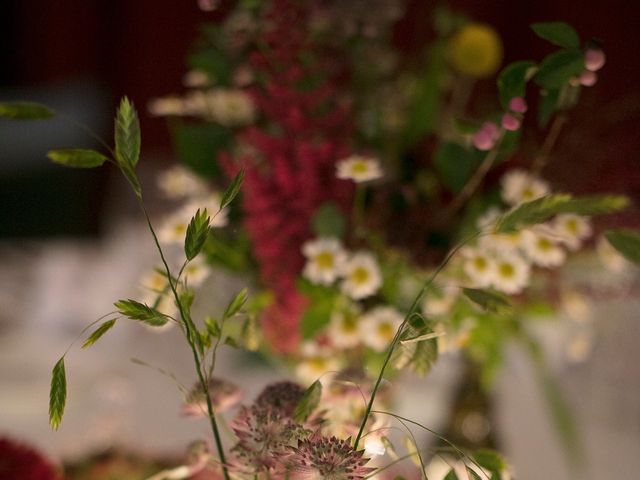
139, 202, 230, 480
353, 233, 479, 449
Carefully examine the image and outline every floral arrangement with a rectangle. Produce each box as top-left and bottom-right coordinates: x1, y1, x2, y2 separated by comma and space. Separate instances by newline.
1, 2, 639, 479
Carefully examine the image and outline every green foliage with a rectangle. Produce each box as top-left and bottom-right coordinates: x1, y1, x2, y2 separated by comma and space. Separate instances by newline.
187, 43, 231, 85
171, 123, 228, 178
392, 315, 438, 375
531, 22, 580, 49
534, 50, 584, 90
205, 316, 222, 338
49, 357, 67, 431
185, 209, 211, 261
444, 470, 459, 480
604, 229, 640, 264
311, 202, 346, 239
538, 88, 560, 128
220, 168, 245, 210
496, 194, 628, 233
82, 319, 117, 349
462, 288, 511, 314
47, 148, 109, 168
474, 449, 507, 479
497, 61, 536, 108
114, 299, 169, 326
0, 101, 54, 119
223, 288, 249, 318
300, 294, 334, 339
114, 97, 142, 197
433, 142, 483, 193
293, 380, 322, 423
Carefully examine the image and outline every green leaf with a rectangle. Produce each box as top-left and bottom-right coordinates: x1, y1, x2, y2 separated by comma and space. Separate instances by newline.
497, 61, 536, 109
466, 467, 483, 480
604, 229, 640, 265
47, 149, 109, 168
300, 294, 334, 339
171, 123, 227, 178
560, 194, 629, 215
223, 288, 248, 318
185, 208, 211, 261
538, 89, 560, 128
392, 318, 438, 375
49, 357, 67, 431
534, 50, 584, 90
311, 202, 346, 239
433, 142, 483, 193
444, 470, 459, 480
0, 101, 54, 120
474, 449, 506, 476
531, 22, 580, 49
224, 336, 239, 348
114, 299, 169, 326
220, 168, 245, 210
82, 319, 117, 349
205, 316, 222, 338
293, 379, 322, 422
462, 288, 511, 314
114, 97, 141, 167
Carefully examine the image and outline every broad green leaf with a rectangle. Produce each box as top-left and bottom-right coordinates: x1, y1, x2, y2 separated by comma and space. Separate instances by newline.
462, 288, 511, 314
311, 202, 346, 239
444, 470, 459, 480
474, 449, 507, 476
497, 61, 536, 109
466, 467, 483, 480
293, 379, 322, 422
114, 299, 169, 326
531, 22, 580, 49
223, 288, 248, 318
300, 294, 334, 339
82, 319, 117, 349
185, 208, 211, 261
604, 229, 640, 265
559, 195, 629, 215
0, 101, 54, 119
220, 167, 245, 210
49, 357, 67, 430
433, 142, 483, 193
497, 194, 572, 233
114, 97, 141, 167
47, 149, 109, 168
534, 50, 584, 90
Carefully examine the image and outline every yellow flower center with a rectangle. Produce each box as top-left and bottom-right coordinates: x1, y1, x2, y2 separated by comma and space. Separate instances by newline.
565, 218, 578, 234
498, 262, 515, 278
537, 237, 553, 251
473, 256, 488, 271
340, 314, 358, 333
351, 267, 371, 285
377, 322, 395, 341
315, 251, 335, 270
350, 160, 370, 175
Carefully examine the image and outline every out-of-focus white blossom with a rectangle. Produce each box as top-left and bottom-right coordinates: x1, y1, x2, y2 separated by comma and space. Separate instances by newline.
302, 237, 348, 286
462, 247, 496, 288
521, 228, 566, 267
148, 95, 189, 117
183, 70, 211, 88
336, 155, 383, 183
157, 165, 209, 199
422, 284, 458, 317
500, 169, 550, 206
491, 252, 530, 294
340, 252, 383, 300
360, 306, 403, 352
183, 256, 212, 288
328, 304, 362, 349
296, 344, 341, 385
553, 214, 592, 250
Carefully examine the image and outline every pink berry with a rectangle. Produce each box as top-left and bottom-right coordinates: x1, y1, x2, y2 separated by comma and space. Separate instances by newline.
584, 49, 606, 72
473, 130, 495, 151
501, 113, 521, 131
482, 121, 500, 140
579, 70, 598, 87
508, 96, 528, 113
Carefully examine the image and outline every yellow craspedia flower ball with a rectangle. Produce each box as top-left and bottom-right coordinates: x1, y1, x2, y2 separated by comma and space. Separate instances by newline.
448, 23, 503, 78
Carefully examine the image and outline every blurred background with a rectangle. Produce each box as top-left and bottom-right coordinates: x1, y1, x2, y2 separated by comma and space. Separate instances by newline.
1, 1, 639, 479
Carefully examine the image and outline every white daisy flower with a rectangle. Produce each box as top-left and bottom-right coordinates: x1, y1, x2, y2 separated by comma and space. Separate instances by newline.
553, 214, 592, 250
500, 169, 550, 206
336, 155, 383, 183
158, 210, 191, 245
340, 252, 383, 300
328, 304, 363, 349
561, 290, 593, 323
147, 95, 188, 117
360, 306, 403, 352
183, 69, 211, 88
183, 256, 212, 288
491, 252, 531, 294
302, 237, 348, 285
296, 345, 341, 385
475, 206, 503, 230
462, 247, 496, 288
521, 228, 566, 267
157, 165, 209, 199
478, 231, 523, 254
207, 88, 256, 127
140, 268, 169, 294
422, 284, 458, 317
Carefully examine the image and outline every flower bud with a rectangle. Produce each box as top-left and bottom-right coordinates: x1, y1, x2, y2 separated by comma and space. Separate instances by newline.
501, 113, 521, 131
579, 70, 598, 87
584, 49, 606, 72
508, 96, 528, 113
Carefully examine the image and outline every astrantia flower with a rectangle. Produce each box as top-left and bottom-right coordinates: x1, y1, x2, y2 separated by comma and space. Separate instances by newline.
521, 228, 566, 267
289, 435, 374, 480
157, 165, 209, 199
500, 169, 550, 206
340, 252, 382, 300
336, 155, 383, 183
302, 237, 348, 285
462, 247, 496, 288
553, 214, 592, 250
182, 377, 243, 417
255, 381, 306, 417
328, 304, 363, 349
0, 437, 61, 480
360, 306, 403, 352
491, 253, 531, 294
